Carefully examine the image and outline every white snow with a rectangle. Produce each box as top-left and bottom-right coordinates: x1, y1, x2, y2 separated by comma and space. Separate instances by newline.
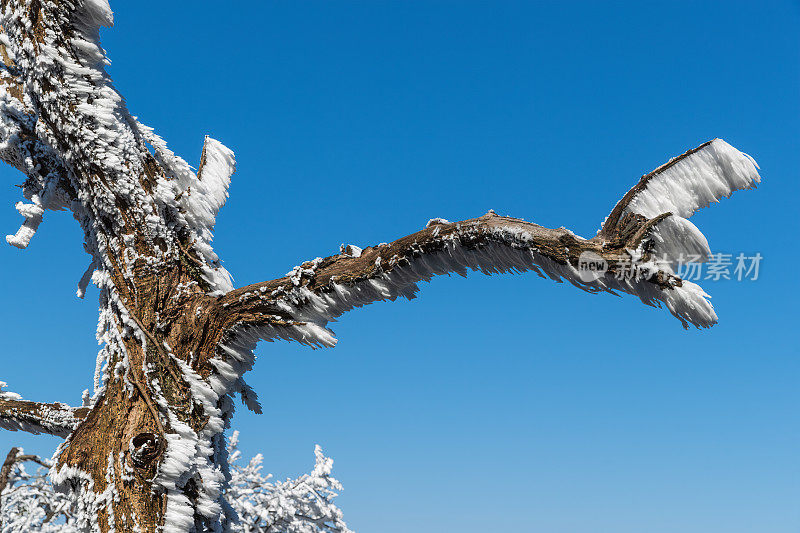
426, 217, 451, 227
82, 0, 114, 28
339, 243, 363, 257
6, 200, 44, 249
646, 214, 711, 265
626, 138, 760, 220
0, 381, 22, 401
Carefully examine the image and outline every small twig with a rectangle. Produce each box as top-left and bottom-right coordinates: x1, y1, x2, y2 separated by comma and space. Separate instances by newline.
627, 212, 672, 250
13, 454, 49, 469
177, 239, 204, 267
1, 448, 50, 502
128, 369, 165, 438
126, 308, 184, 388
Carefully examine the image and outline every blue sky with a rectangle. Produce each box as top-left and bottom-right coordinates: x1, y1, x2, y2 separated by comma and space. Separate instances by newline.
1, 1, 798, 532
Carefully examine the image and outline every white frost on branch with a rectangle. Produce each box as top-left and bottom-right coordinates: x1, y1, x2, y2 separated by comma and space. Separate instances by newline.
0, 381, 22, 402
600, 138, 760, 266
142, 127, 237, 294
76, 259, 97, 299
425, 217, 451, 227
1, 438, 351, 533
5, 198, 44, 249
645, 214, 712, 266
0, 452, 80, 533
287, 258, 324, 287
626, 139, 760, 220
0, 383, 85, 438
226, 432, 352, 533
339, 244, 362, 258
229, 137, 763, 350
82, 0, 114, 28
232, 221, 719, 350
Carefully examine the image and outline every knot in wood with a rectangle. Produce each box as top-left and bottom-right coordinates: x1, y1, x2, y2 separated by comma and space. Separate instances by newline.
129, 432, 161, 468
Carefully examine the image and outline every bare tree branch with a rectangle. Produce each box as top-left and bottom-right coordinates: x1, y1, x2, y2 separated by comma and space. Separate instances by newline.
217, 138, 760, 344
219, 210, 696, 346
0, 447, 55, 531
0, 397, 89, 438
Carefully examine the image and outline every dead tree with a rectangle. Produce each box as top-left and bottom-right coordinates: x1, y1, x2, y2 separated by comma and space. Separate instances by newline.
0, 1, 761, 531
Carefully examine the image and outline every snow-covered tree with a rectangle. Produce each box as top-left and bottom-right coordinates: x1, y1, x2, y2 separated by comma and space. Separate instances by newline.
0, 447, 78, 532
0, 0, 761, 531
1, 438, 350, 533
224, 433, 351, 533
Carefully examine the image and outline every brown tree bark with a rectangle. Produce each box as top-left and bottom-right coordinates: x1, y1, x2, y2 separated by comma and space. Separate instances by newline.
0, 1, 759, 532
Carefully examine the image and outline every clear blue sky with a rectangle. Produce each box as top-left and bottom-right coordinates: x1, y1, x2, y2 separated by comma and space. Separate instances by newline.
1, 1, 798, 532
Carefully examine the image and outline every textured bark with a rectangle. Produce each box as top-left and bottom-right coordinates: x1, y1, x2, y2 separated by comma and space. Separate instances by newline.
0, 398, 89, 437
0, 448, 22, 499
0, 1, 229, 528
0, 1, 759, 532
222, 211, 680, 327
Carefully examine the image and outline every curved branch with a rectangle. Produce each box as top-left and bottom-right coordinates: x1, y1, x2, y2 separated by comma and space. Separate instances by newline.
216, 139, 761, 344
596, 138, 760, 241
219, 210, 712, 347
1, 447, 50, 488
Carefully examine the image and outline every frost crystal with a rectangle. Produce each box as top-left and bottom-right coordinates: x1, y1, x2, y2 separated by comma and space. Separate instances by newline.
426, 217, 451, 227
0, 381, 22, 401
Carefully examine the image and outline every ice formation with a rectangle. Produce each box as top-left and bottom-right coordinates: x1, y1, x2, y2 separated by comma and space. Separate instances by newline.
624, 139, 759, 219
600, 138, 760, 265
0, 0, 242, 528
0, 382, 86, 437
